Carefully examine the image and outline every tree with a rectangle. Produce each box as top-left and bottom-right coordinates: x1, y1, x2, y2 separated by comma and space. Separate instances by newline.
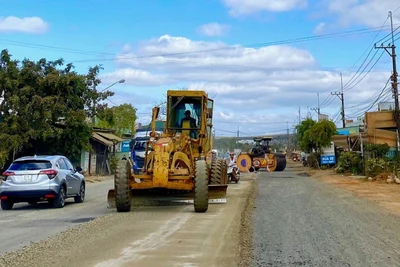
0, 49, 111, 167
296, 118, 316, 152
97, 103, 137, 136
302, 120, 337, 153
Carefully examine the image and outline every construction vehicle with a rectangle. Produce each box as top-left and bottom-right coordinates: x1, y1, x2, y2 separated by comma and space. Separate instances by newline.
237, 137, 286, 172
107, 90, 228, 213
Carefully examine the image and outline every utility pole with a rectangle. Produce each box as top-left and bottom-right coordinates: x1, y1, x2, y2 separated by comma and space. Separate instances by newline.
331, 73, 345, 128
375, 10, 399, 149
310, 93, 321, 121
298, 107, 301, 124
92, 82, 97, 126
286, 121, 289, 152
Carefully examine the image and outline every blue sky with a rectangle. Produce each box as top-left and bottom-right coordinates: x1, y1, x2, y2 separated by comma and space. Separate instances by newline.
1, 0, 400, 136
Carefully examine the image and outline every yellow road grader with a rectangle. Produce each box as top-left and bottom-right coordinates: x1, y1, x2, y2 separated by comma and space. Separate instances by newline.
107, 90, 228, 212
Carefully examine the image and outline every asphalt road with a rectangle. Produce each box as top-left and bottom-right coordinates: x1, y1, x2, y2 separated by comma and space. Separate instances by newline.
252, 166, 400, 267
0, 179, 114, 255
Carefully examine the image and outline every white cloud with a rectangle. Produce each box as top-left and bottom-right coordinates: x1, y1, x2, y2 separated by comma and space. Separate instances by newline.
313, 22, 326, 34
222, 0, 308, 16
101, 34, 392, 135
197, 23, 230, 36
325, 0, 400, 28
100, 68, 174, 86
0, 16, 49, 34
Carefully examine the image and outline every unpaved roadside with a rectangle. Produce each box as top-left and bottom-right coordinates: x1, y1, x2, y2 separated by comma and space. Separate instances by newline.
294, 162, 400, 217
0, 174, 257, 267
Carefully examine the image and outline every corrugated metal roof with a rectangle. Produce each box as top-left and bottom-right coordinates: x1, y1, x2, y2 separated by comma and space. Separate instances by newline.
92, 132, 114, 146
96, 132, 124, 142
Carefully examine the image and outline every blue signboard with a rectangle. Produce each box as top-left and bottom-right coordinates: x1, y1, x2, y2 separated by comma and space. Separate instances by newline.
121, 140, 131, 152
320, 155, 336, 165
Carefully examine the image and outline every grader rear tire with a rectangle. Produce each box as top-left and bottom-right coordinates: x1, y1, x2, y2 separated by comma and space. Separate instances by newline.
115, 160, 132, 212
194, 160, 209, 212
210, 159, 222, 185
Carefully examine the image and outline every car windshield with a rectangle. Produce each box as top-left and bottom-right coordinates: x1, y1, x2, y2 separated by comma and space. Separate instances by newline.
8, 160, 52, 171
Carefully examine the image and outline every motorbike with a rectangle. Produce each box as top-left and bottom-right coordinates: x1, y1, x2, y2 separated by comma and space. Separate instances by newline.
301, 156, 308, 167
227, 165, 240, 183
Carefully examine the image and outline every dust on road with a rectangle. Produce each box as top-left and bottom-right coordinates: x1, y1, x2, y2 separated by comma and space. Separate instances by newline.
252, 165, 400, 267
0, 174, 257, 267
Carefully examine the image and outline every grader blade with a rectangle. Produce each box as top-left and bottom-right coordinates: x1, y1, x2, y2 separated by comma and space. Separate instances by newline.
107, 189, 116, 209
208, 184, 228, 199
107, 184, 228, 208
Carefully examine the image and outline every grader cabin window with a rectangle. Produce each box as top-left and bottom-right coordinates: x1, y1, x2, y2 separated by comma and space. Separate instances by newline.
168, 96, 202, 138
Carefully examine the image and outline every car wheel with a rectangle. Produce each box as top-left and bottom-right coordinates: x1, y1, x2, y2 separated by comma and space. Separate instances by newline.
53, 186, 66, 208
1, 199, 14, 210
74, 183, 85, 203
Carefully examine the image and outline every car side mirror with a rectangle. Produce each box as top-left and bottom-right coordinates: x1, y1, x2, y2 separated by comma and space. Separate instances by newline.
75, 166, 83, 174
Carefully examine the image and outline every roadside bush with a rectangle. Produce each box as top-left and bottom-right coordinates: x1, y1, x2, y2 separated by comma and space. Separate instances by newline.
336, 152, 363, 174
307, 153, 320, 169
365, 158, 389, 177
386, 154, 400, 176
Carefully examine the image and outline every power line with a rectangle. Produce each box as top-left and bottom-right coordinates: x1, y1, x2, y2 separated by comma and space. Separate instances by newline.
0, 23, 387, 63
343, 50, 386, 92
318, 19, 394, 108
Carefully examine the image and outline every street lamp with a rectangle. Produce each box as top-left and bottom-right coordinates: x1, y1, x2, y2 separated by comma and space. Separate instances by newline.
92, 79, 126, 125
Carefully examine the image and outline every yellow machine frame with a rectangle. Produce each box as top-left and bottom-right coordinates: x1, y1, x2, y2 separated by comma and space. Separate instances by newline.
108, 90, 228, 213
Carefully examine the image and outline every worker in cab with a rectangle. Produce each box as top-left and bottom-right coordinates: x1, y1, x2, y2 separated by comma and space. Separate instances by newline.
180, 110, 197, 138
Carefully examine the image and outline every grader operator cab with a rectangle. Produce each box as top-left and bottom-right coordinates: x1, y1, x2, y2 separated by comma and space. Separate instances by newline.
107, 90, 228, 213
237, 136, 287, 172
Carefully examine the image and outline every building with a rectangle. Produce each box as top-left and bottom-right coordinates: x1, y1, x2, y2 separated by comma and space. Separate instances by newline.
78, 128, 124, 175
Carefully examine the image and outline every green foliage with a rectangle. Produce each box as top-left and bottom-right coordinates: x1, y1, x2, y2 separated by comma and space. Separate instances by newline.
297, 119, 336, 153
0, 49, 111, 167
296, 118, 316, 152
365, 143, 390, 158
336, 152, 363, 174
98, 103, 137, 136
365, 158, 389, 177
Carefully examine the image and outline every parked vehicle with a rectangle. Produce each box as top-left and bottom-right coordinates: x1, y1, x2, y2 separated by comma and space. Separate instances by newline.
0, 155, 85, 210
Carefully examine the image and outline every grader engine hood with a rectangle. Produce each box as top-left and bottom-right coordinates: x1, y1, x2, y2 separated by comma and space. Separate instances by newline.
152, 137, 173, 187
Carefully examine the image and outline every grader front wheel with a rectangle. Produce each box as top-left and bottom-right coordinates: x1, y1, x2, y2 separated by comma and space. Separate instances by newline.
194, 160, 209, 212
115, 160, 132, 212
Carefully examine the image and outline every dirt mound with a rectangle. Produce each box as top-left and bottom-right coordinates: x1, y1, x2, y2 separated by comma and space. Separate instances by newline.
373, 173, 390, 182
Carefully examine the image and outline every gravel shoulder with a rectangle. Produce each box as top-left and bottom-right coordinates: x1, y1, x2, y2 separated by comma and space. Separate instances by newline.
0, 178, 114, 255
252, 164, 400, 267
0, 174, 257, 267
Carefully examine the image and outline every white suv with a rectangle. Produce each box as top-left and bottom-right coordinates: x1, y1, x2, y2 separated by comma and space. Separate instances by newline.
0, 155, 85, 210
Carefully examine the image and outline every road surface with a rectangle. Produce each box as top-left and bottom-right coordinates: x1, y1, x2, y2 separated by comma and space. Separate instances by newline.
252, 165, 400, 267
0, 175, 255, 267
0, 179, 114, 255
